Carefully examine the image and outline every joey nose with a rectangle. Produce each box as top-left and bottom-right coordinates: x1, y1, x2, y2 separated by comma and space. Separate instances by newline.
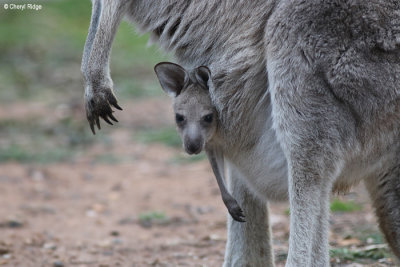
185, 141, 202, 155
184, 124, 203, 154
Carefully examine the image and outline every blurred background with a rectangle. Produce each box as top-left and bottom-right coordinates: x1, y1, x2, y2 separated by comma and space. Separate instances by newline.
0, 1, 397, 266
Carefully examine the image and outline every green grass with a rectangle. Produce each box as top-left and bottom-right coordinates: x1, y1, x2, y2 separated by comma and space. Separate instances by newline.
117, 79, 163, 98
284, 199, 363, 216
330, 246, 391, 263
284, 208, 290, 216
139, 211, 167, 221
330, 228, 395, 264
330, 199, 363, 213
0, 0, 170, 163
170, 153, 207, 164
0, 0, 169, 103
94, 154, 122, 164
0, 117, 95, 163
135, 127, 182, 148
138, 211, 169, 227
0, 0, 91, 102
359, 232, 385, 245
0, 143, 72, 163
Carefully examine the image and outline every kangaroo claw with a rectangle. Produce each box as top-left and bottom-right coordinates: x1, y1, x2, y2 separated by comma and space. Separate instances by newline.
85, 89, 122, 134
109, 113, 119, 122
229, 205, 246, 223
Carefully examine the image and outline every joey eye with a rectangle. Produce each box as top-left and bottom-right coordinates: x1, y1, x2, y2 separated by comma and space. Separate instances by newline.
203, 114, 213, 123
175, 114, 185, 124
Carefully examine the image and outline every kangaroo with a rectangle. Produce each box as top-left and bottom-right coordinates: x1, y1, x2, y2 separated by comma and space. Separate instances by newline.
81, 0, 400, 266
154, 62, 246, 223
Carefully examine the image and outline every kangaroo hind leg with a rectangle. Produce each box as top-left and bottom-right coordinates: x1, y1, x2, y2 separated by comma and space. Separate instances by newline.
365, 163, 400, 259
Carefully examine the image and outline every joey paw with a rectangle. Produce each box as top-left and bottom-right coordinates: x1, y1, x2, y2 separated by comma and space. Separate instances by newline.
228, 204, 246, 223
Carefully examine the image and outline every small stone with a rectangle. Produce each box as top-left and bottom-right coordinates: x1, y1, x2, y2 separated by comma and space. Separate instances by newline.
366, 237, 374, 244
53, 260, 64, 267
0, 248, 10, 255
86, 210, 97, 218
138, 220, 152, 228
43, 243, 57, 250
196, 206, 214, 215
110, 230, 119, 236
92, 203, 105, 213
7, 219, 24, 228
112, 238, 122, 245
31, 170, 45, 181
118, 216, 135, 225
98, 240, 112, 248
111, 183, 122, 191
102, 250, 113, 256
2, 254, 11, 259
202, 234, 223, 241
151, 258, 160, 266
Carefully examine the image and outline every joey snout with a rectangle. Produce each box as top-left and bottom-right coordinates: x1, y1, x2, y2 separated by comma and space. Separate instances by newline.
183, 136, 204, 155
180, 123, 206, 155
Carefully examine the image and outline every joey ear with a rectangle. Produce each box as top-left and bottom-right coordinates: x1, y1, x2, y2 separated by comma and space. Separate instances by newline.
154, 62, 188, 97
194, 66, 211, 90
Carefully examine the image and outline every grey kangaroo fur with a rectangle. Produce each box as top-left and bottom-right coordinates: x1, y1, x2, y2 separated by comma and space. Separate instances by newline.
81, 0, 400, 266
154, 62, 246, 223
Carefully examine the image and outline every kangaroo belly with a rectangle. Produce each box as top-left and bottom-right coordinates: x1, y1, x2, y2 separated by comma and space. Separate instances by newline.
225, 110, 289, 202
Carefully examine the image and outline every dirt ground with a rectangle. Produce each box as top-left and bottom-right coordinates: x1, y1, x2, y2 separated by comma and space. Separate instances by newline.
0, 98, 398, 267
